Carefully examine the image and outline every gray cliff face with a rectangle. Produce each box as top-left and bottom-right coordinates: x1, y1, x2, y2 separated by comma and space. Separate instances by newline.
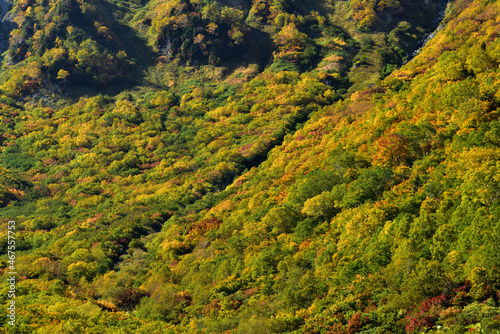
0, 0, 15, 55
408, 0, 450, 62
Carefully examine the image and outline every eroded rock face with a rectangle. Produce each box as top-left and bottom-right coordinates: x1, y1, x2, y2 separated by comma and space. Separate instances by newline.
408, 0, 449, 62
0, 0, 15, 54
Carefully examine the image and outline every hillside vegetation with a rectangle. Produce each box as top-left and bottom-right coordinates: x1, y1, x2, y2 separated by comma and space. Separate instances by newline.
1, 0, 500, 333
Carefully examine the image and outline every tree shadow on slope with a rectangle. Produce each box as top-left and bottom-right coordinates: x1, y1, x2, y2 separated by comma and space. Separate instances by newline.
63, 0, 157, 99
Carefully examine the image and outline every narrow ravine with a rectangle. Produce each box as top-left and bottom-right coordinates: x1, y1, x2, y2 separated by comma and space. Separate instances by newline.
0, 0, 14, 55
408, 0, 450, 62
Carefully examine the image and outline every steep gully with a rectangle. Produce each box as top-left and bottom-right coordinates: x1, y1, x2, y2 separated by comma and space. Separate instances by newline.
407, 0, 450, 63
0, 0, 15, 56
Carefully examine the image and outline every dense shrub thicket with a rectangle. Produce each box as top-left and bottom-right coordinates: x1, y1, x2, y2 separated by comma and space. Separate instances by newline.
2, 0, 500, 333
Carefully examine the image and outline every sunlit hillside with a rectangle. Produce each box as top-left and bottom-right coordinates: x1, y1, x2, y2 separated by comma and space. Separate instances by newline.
1, 0, 500, 333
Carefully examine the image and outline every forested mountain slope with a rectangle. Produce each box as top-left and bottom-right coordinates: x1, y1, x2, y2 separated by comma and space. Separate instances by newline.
1, 0, 500, 333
